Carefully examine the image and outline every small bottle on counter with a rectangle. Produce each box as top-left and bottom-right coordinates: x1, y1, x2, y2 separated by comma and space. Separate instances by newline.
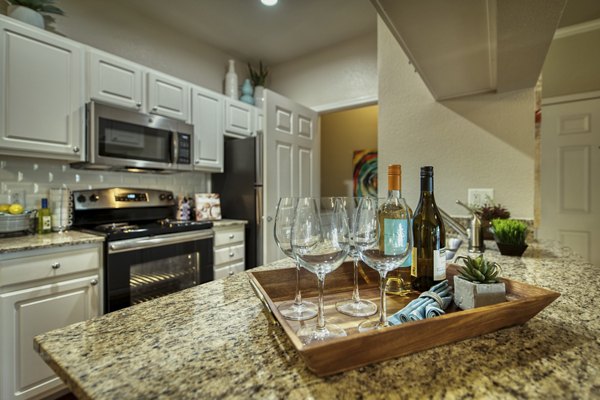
37, 198, 52, 234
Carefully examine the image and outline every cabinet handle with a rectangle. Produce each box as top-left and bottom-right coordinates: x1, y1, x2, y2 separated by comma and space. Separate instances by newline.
136, 102, 142, 108
228, 271, 234, 276
51, 262, 61, 269
229, 234, 235, 239
73, 146, 80, 153
195, 159, 200, 165
90, 279, 98, 286
229, 252, 235, 257
266, 216, 273, 222
152, 106, 158, 112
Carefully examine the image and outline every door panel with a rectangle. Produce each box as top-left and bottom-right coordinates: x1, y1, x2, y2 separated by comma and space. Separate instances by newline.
540, 96, 600, 265
264, 90, 320, 263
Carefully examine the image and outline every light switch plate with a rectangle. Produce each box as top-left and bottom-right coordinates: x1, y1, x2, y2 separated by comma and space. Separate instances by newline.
468, 188, 494, 207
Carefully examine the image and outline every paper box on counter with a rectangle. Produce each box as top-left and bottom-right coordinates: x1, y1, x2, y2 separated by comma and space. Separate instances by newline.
194, 193, 221, 221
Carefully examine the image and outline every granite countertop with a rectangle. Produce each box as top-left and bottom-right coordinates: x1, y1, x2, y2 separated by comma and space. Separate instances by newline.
34, 240, 599, 399
212, 219, 248, 227
0, 230, 104, 254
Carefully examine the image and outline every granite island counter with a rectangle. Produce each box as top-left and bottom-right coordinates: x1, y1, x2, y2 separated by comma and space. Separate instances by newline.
34, 240, 599, 399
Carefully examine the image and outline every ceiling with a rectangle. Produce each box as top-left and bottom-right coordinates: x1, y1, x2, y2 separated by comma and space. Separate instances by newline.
119, 0, 599, 67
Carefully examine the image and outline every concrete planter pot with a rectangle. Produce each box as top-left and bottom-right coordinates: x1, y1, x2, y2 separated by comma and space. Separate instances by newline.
453, 275, 506, 310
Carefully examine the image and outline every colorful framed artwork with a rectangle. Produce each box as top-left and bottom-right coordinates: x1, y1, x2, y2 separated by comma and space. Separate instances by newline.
353, 150, 377, 197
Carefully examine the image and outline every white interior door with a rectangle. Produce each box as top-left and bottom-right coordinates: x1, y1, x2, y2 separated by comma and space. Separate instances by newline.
263, 90, 320, 264
539, 94, 600, 266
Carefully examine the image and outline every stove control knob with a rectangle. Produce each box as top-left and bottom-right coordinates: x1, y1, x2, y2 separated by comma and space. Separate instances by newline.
167, 194, 174, 201
89, 194, 99, 202
159, 193, 166, 201
76, 194, 86, 203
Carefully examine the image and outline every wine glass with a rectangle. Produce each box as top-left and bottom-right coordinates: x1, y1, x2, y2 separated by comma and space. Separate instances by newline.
335, 197, 378, 317
355, 197, 413, 332
274, 197, 318, 321
292, 197, 350, 344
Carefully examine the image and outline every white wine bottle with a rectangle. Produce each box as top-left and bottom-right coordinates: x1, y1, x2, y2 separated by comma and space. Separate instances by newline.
412, 166, 446, 292
37, 198, 52, 234
380, 164, 413, 296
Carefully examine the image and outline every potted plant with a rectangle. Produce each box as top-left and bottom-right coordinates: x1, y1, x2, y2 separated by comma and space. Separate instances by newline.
247, 61, 269, 108
6, 0, 64, 29
475, 202, 510, 240
453, 255, 506, 310
491, 219, 528, 257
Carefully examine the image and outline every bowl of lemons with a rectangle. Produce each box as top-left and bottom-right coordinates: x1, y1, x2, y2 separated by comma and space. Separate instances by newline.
0, 203, 34, 233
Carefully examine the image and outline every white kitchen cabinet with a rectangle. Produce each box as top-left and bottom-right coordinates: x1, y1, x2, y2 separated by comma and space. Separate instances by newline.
191, 86, 224, 172
88, 50, 190, 122
87, 48, 144, 111
0, 15, 85, 161
0, 243, 102, 400
212, 223, 245, 279
147, 71, 191, 122
255, 108, 264, 135
224, 99, 254, 138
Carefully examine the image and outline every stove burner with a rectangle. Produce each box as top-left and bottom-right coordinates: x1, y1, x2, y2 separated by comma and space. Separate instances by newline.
95, 222, 141, 233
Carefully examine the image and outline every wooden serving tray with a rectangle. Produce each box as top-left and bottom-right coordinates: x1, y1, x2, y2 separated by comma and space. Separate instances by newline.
248, 261, 560, 377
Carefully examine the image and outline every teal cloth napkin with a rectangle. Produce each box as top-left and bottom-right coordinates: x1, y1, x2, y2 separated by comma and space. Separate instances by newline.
388, 280, 453, 325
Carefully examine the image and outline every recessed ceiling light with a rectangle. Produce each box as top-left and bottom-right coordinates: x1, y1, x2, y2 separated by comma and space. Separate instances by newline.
261, 0, 278, 6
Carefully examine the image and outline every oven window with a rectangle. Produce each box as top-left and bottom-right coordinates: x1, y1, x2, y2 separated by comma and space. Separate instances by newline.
130, 253, 199, 306
98, 118, 171, 163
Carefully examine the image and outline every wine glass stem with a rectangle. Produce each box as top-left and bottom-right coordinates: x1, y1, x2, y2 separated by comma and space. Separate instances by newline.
352, 256, 361, 303
379, 271, 388, 326
316, 274, 326, 331
293, 262, 303, 306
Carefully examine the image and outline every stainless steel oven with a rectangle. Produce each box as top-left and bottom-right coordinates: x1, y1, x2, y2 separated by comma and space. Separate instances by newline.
72, 188, 213, 313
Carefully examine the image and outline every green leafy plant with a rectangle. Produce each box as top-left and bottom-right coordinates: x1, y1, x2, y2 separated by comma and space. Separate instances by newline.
455, 255, 501, 284
7, 0, 64, 15
247, 61, 269, 87
491, 219, 527, 246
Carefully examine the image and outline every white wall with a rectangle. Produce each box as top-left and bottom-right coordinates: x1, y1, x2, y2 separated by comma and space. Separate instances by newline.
378, 18, 535, 219
269, 31, 377, 110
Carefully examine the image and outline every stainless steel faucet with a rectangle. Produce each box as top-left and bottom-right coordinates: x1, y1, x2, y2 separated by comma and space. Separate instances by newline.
439, 201, 485, 254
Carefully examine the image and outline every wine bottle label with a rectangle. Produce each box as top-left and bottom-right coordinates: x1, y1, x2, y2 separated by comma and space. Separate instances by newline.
434, 248, 446, 280
383, 219, 407, 256
42, 216, 51, 230
410, 247, 417, 276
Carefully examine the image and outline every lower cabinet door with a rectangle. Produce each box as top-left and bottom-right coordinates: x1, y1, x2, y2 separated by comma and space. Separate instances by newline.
0, 275, 99, 400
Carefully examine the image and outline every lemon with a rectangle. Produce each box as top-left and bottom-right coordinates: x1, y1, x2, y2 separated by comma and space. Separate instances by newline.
8, 203, 24, 215
0, 204, 9, 213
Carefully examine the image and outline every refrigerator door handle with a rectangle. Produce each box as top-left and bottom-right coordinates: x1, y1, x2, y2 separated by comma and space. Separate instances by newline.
255, 186, 263, 225
255, 131, 263, 186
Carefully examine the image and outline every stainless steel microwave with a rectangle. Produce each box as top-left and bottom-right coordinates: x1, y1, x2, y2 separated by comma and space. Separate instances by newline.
72, 101, 193, 173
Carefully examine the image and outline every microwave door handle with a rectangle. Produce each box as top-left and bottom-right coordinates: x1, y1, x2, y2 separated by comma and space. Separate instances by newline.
171, 130, 178, 164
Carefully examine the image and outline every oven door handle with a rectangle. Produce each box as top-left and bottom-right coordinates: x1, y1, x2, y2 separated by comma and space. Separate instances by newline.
108, 230, 213, 253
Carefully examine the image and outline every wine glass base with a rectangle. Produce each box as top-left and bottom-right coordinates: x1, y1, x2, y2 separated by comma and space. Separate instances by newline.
385, 277, 414, 296
278, 300, 318, 321
297, 323, 347, 345
335, 299, 378, 317
358, 319, 390, 333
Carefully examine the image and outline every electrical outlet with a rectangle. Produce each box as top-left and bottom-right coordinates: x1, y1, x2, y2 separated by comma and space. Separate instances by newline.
468, 188, 494, 207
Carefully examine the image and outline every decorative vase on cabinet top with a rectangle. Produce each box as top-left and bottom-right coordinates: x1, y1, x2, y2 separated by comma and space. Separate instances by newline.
254, 85, 265, 108
240, 79, 255, 105
7, 5, 45, 29
225, 59, 238, 99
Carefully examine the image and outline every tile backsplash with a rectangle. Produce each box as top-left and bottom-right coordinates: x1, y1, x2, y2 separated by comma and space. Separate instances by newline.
0, 156, 209, 209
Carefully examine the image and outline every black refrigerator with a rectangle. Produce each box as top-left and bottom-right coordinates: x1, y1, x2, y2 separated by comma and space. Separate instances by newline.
212, 136, 263, 268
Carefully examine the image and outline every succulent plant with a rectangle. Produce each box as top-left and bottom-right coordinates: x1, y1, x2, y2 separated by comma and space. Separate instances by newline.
7, 0, 64, 15
455, 255, 501, 284
491, 219, 527, 245
475, 202, 510, 221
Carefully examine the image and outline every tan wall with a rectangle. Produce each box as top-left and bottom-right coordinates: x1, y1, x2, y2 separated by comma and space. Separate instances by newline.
320, 106, 378, 197
542, 28, 600, 98
378, 18, 535, 219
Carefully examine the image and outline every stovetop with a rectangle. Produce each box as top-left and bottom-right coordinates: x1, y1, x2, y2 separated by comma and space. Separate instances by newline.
91, 219, 213, 241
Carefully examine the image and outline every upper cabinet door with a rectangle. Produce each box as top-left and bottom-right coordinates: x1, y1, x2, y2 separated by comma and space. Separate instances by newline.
0, 16, 84, 161
224, 99, 254, 138
147, 71, 190, 122
88, 49, 144, 110
191, 86, 223, 172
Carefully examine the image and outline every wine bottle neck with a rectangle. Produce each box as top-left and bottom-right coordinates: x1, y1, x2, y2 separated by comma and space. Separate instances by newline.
387, 189, 402, 199
420, 175, 434, 193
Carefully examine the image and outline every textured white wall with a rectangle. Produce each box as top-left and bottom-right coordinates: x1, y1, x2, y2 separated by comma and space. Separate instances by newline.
378, 18, 535, 219
269, 31, 377, 110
